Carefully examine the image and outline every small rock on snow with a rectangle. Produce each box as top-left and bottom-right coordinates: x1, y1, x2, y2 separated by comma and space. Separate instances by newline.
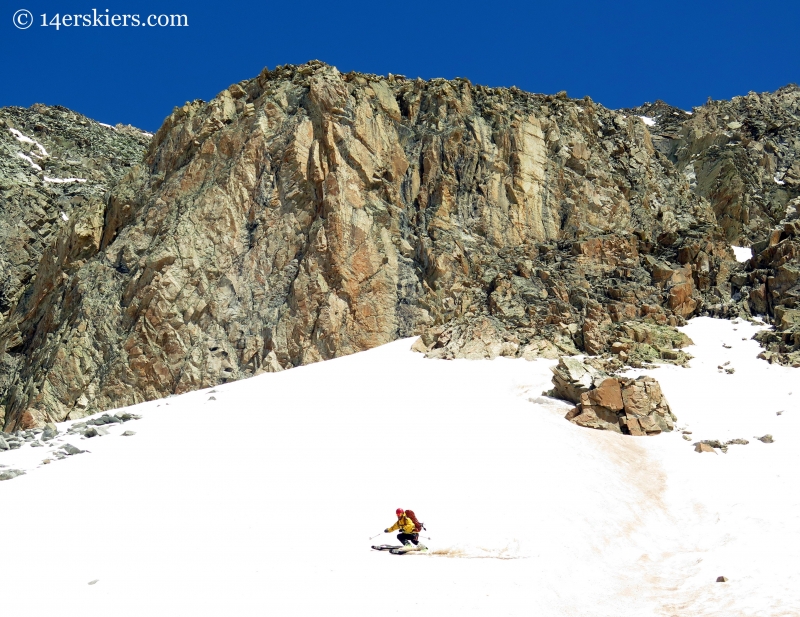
0, 469, 26, 481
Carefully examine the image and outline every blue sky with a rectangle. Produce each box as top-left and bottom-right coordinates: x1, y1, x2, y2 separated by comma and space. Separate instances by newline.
3, 0, 799, 131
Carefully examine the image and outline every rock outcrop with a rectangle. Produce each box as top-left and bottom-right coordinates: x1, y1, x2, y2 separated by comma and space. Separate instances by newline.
2, 62, 797, 430
625, 85, 800, 245
741, 198, 800, 366
0, 106, 149, 428
550, 357, 676, 435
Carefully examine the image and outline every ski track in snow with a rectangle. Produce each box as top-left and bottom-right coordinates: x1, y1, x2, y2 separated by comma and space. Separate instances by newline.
1, 317, 798, 616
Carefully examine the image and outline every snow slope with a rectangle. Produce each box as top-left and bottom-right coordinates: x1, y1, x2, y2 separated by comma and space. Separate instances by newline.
1, 318, 798, 616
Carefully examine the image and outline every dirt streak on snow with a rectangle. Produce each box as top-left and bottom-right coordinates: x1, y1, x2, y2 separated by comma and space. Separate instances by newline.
0, 317, 797, 616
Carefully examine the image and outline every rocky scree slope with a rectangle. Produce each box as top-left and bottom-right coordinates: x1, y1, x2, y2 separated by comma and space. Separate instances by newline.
0, 61, 778, 430
0, 105, 149, 429
625, 85, 800, 245
628, 85, 800, 368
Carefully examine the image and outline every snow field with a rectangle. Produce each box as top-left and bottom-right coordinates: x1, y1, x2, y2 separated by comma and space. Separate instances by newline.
1, 317, 798, 616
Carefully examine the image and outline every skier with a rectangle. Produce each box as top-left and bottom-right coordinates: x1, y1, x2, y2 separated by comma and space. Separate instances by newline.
385, 508, 420, 546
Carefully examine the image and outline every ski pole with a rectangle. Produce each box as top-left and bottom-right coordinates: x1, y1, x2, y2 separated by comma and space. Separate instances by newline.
369, 532, 383, 540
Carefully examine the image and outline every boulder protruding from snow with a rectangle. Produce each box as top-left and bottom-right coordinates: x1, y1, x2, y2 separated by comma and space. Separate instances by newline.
551, 357, 676, 435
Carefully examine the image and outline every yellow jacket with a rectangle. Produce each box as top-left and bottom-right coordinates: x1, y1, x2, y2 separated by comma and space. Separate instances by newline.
387, 514, 416, 534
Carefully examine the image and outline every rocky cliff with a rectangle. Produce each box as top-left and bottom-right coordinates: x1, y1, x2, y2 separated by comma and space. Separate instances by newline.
625, 85, 800, 244
0, 105, 149, 428
1, 61, 797, 430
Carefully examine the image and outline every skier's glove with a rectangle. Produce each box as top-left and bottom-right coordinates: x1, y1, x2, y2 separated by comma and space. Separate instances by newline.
384, 529, 389, 533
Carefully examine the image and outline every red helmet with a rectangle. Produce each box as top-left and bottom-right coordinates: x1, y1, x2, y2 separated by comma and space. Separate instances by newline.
396, 508, 404, 516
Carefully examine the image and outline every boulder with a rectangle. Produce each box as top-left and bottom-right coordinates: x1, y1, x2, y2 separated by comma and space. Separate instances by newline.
551, 357, 676, 435
0, 469, 26, 481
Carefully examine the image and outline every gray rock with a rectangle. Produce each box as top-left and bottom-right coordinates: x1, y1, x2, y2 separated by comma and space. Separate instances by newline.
84, 427, 98, 438
0, 435, 8, 451
121, 430, 136, 437
756, 434, 774, 443
61, 444, 86, 455
0, 469, 26, 481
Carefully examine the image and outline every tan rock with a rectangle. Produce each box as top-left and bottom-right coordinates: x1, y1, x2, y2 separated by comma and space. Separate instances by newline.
554, 357, 675, 436
586, 378, 624, 411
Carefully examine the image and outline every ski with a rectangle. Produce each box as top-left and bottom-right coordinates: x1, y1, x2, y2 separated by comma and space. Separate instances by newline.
389, 544, 429, 555
371, 544, 403, 551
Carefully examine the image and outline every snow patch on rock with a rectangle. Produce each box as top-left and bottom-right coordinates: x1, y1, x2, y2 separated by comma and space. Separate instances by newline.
731, 245, 752, 262
16, 152, 42, 171
8, 128, 49, 157
43, 176, 87, 184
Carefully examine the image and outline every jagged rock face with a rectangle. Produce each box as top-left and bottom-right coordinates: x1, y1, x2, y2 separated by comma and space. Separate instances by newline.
628, 85, 800, 244
0, 62, 740, 429
0, 105, 149, 428
0, 105, 149, 323
742, 198, 800, 366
